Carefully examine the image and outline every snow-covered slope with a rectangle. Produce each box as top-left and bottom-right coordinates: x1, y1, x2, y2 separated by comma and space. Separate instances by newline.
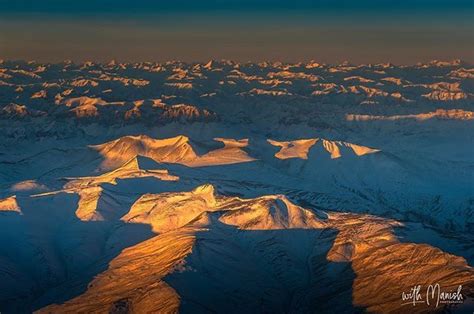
92, 135, 254, 169
38, 186, 473, 314
0, 60, 473, 313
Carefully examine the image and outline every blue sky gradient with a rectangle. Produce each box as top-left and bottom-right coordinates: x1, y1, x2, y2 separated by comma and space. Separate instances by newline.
0, 0, 472, 63
1, 0, 473, 13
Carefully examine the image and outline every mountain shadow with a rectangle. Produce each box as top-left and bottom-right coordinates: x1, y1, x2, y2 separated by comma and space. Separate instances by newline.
0, 191, 154, 313
164, 218, 363, 314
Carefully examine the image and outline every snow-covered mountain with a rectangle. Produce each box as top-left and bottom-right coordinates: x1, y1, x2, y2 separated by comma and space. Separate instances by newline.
0, 60, 473, 313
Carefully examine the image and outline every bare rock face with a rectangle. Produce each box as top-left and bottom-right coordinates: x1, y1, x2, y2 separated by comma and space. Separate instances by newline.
1, 103, 31, 117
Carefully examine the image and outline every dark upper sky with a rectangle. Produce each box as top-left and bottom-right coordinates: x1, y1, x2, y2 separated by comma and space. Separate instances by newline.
0, 0, 473, 64
1, 0, 472, 13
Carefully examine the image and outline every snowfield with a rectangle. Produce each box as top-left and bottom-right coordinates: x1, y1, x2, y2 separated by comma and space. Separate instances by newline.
0, 59, 473, 313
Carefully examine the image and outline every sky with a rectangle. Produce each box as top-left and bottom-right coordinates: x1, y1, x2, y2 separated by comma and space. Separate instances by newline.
0, 0, 473, 64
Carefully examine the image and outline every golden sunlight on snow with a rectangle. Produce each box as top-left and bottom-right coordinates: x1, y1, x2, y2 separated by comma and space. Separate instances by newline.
268, 138, 379, 160
38, 186, 473, 314
0, 196, 22, 214
92, 135, 255, 169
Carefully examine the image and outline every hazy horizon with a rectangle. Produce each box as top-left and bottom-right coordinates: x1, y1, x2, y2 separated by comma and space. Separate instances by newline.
1, 0, 473, 64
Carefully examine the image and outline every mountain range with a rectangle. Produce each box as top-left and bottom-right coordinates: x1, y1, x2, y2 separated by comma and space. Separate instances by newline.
0, 60, 473, 313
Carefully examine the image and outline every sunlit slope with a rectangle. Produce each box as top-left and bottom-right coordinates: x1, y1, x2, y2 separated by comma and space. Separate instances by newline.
92, 135, 255, 169
39, 186, 473, 314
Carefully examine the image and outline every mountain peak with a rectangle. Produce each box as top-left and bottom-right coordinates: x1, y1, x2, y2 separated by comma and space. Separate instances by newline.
268, 137, 380, 160
0, 196, 21, 214
192, 184, 215, 197
203, 60, 214, 70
